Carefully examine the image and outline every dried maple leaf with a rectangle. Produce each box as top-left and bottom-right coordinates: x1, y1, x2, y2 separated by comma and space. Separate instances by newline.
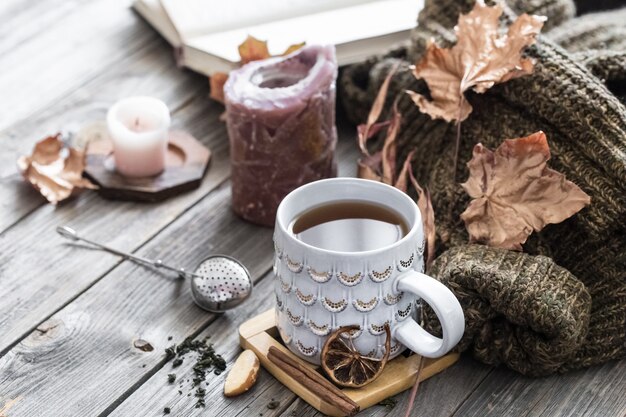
238, 35, 271, 64
209, 36, 305, 104
460, 131, 591, 250
209, 72, 229, 103
406, 0, 546, 123
17, 134, 97, 204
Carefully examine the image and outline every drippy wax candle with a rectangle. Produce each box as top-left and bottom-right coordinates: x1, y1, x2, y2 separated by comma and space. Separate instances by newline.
107, 96, 171, 177
224, 45, 338, 226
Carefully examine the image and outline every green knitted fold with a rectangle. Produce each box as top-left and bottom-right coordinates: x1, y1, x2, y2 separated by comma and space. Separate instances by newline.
339, 0, 626, 375
426, 245, 592, 377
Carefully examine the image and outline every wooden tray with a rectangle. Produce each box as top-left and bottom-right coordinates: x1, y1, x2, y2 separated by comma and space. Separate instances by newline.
80, 121, 211, 202
239, 309, 459, 417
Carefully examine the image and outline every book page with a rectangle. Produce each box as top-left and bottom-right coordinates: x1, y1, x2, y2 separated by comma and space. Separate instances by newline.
160, 0, 382, 40
185, 0, 420, 64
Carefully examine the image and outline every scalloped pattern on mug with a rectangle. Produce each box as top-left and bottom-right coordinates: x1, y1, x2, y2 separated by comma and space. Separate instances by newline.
417, 238, 426, 255
274, 241, 283, 259
279, 276, 292, 293
384, 292, 403, 305
337, 271, 363, 287
275, 294, 284, 311
353, 296, 379, 312
278, 327, 292, 345
295, 340, 318, 356
364, 348, 378, 358
285, 256, 304, 273
295, 288, 317, 306
395, 303, 413, 321
338, 325, 363, 339
307, 319, 331, 336
368, 320, 390, 336
321, 297, 348, 313
286, 309, 303, 326
369, 266, 392, 283
397, 253, 415, 271
307, 266, 332, 283
388, 341, 402, 355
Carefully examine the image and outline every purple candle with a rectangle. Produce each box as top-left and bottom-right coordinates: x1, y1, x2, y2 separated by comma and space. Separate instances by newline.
224, 45, 338, 226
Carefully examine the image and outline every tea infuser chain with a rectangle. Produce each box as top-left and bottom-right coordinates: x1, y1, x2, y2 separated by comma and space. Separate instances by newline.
56, 226, 253, 312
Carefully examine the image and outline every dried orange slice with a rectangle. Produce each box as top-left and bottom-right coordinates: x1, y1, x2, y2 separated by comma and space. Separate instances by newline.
321, 324, 391, 388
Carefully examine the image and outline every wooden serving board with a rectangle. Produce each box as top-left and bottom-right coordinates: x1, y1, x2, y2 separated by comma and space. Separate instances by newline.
239, 309, 459, 417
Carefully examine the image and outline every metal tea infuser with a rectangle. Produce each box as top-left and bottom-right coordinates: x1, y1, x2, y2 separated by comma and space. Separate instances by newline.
56, 226, 252, 313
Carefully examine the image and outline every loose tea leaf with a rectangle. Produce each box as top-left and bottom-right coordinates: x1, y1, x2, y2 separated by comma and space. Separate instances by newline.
163, 336, 227, 409
407, 0, 546, 122
378, 397, 397, 410
133, 339, 154, 352
267, 400, 280, 409
460, 131, 591, 250
17, 133, 97, 204
209, 36, 305, 104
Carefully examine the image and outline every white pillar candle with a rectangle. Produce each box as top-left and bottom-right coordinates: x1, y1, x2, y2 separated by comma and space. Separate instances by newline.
107, 96, 171, 178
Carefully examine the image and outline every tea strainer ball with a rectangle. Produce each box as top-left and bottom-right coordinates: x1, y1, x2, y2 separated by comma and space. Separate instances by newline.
57, 226, 253, 313
190, 255, 253, 312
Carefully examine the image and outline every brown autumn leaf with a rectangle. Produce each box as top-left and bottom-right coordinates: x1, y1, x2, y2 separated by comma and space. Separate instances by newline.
409, 168, 436, 270
395, 150, 436, 270
209, 72, 230, 103
358, 61, 400, 155
406, 0, 546, 123
238, 35, 271, 64
356, 66, 437, 266
210, 36, 305, 104
460, 131, 591, 250
17, 134, 97, 204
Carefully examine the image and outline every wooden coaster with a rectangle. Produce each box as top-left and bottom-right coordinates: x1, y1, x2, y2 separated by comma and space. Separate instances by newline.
81, 121, 211, 202
239, 309, 459, 417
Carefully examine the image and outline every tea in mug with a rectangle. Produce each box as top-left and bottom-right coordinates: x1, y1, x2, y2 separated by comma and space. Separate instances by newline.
290, 201, 409, 252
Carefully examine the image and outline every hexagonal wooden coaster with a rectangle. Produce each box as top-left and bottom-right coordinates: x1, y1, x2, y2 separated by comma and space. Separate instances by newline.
82, 123, 211, 202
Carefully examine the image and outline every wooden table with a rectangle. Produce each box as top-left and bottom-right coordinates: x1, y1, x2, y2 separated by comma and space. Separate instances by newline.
1, 1, 624, 416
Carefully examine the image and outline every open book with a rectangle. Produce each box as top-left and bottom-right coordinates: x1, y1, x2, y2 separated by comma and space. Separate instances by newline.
133, 0, 422, 76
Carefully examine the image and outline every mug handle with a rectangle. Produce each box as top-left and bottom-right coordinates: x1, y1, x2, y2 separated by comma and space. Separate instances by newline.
393, 271, 464, 358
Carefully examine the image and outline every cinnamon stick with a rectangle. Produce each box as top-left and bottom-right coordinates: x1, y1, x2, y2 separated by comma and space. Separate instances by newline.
267, 346, 359, 416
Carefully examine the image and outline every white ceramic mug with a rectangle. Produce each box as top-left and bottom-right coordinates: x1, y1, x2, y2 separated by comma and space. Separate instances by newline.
273, 178, 464, 364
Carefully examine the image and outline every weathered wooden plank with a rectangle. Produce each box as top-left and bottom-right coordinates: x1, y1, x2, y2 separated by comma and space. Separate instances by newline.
65, 136, 359, 417
529, 360, 626, 417
276, 356, 492, 417
448, 359, 626, 417
0, 0, 162, 131
0, 181, 274, 417
0, 94, 229, 354
0, 35, 206, 232
0, 136, 358, 416
369, 357, 491, 417
0, 0, 88, 57
106, 273, 295, 417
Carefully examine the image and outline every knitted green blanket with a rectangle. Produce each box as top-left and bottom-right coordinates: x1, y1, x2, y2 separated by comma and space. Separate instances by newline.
340, 0, 626, 376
